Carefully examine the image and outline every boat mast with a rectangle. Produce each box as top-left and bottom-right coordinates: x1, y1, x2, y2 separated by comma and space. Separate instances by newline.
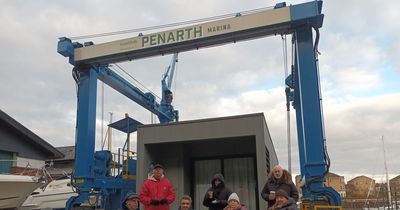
382, 135, 392, 209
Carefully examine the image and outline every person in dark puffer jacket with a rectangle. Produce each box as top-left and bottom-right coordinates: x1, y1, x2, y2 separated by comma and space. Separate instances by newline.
203, 173, 232, 210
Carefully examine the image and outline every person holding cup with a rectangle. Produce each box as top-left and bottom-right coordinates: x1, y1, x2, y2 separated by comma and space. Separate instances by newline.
261, 165, 299, 208
203, 173, 232, 210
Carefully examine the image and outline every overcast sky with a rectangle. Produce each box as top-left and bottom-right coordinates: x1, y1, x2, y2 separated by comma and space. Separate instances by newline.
0, 0, 399, 183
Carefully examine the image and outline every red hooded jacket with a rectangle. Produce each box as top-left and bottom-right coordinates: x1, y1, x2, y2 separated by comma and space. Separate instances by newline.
139, 175, 176, 210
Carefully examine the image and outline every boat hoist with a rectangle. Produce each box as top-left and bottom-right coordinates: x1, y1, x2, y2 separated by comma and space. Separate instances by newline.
58, 1, 341, 209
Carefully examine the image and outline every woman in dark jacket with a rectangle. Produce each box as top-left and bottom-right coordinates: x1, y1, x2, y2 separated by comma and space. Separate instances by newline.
203, 173, 233, 210
261, 166, 299, 208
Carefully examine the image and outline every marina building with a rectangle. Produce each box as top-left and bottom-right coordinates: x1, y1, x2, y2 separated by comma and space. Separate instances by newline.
137, 113, 278, 210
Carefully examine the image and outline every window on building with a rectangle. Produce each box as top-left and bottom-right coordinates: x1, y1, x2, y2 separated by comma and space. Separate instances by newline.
265, 146, 270, 174
0, 150, 13, 173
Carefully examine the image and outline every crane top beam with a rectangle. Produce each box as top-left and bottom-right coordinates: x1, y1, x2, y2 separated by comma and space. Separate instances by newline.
58, 1, 323, 65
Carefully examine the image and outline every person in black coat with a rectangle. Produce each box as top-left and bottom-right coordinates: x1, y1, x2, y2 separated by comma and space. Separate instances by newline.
261, 165, 299, 208
203, 173, 233, 210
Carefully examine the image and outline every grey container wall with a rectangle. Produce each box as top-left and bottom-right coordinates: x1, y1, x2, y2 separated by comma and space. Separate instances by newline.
136, 113, 278, 210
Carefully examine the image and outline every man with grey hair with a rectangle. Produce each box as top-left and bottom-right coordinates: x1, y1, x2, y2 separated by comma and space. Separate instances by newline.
261, 165, 298, 208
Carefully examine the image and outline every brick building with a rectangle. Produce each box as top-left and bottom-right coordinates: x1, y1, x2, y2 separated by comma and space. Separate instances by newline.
390, 175, 400, 200
325, 172, 346, 197
346, 175, 375, 198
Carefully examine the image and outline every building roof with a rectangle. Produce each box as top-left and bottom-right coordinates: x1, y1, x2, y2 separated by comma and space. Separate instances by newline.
141, 112, 266, 128
347, 175, 375, 183
54, 146, 75, 161
390, 175, 400, 182
326, 172, 343, 177
0, 109, 64, 159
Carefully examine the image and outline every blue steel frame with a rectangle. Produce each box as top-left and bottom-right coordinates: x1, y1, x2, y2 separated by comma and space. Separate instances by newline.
65, 67, 137, 209
290, 26, 341, 205
58, 0, 341, 209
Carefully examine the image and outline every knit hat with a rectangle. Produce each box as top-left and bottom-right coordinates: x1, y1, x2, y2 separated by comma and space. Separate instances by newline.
275, 189, 289, 199
124, 192, 139, 202
123, 192, 139, 210
228, 193, 240, 203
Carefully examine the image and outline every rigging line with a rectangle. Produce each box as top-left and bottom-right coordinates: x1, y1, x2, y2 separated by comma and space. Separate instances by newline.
110, 65, 146, 93
101, 128, 109, 150
364, 177, 376, 207
112, 63, 162, 100
69, 6, 274, 40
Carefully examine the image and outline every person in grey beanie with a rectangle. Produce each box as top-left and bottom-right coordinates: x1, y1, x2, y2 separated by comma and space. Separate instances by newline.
122, 192, 140, 210
223, 193, 248, 210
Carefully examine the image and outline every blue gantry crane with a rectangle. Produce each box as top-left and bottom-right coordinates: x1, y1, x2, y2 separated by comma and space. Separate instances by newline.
58, 0, 341, 209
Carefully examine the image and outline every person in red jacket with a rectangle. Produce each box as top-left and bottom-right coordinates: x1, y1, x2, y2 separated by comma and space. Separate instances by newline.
139, 163, 176, 210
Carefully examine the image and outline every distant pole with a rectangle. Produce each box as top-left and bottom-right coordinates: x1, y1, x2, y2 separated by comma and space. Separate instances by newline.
108, 112, 113, 151
101, 82, 105, 146
382, 135, 392, 209
282, 34, 291, 173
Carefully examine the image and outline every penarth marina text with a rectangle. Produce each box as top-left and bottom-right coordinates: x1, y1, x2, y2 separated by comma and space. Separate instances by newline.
142, 26, 203, 47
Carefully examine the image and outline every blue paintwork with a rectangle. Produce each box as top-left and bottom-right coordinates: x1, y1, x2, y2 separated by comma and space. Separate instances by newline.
73, 68, 97, 181
64, 66, 138, 209
290, 1, 323, 27
56, 48, 177, 208
161, 53, 179, 122
96, 66, 178, 123
288, 26, 341, 205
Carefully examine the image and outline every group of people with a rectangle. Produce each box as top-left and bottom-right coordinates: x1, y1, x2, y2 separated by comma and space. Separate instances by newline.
121, 163, 190, 210
121, 164, 299, 210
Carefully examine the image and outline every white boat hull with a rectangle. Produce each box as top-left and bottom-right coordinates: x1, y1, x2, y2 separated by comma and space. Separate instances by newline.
0, 174, 44, 209
21, 178, 77, 210
21, 191, 77, 209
